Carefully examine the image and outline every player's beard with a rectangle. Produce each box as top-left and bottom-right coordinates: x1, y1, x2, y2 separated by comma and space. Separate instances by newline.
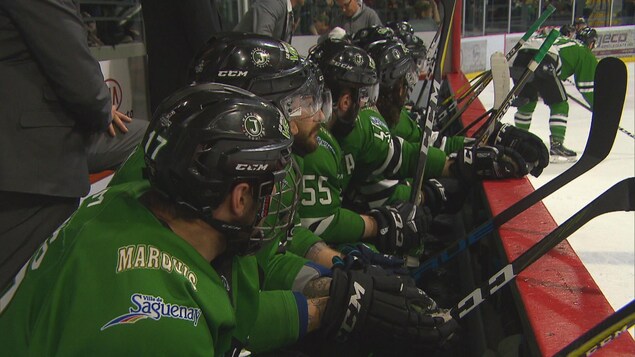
377, 84, 406, 128
292, 120, 320, 157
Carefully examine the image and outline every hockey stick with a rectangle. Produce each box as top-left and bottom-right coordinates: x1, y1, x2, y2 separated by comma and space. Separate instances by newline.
452, 53, 509, 137
554, 299, 635, 357
564, 79, 635, 140
410, 0, 457, 206
411, 56, 627, 280
472, 29, 560, 145
450, 177, 635, 320
413, 29, 441, 110
435, 5, 556, 134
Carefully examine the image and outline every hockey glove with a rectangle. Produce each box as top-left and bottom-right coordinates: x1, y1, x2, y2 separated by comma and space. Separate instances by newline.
422, 177, 469, 216
368, 201, 432, 255
450, 145, 529, 184
488, 122, 549, 177
332, 243, 408, 275
322, 269, 459, 349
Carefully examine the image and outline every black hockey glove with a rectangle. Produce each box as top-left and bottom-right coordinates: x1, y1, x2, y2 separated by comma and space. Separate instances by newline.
450, 145, 529, 184
422, 177, 469, 216
488, 122, 549, 177
322, 269, 459, 349
332, 243, 408, 275
368, 201, 432, 255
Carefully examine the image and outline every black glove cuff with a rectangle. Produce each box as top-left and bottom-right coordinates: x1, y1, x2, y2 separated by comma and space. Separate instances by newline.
323, 269, 373, 342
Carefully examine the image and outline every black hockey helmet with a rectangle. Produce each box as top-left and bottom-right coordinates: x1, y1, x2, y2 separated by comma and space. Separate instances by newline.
385, 21, 415, 36
351, 26, 397, 50
308, 39, 378, 104
576, 27, 598, 49
143, 83, 297, 254
365, 38, 417, 89
188, 32, 331, 123
386, 21, 427, 74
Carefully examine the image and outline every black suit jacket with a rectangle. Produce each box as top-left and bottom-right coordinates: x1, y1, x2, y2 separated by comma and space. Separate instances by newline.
0, 0, 111, 198
141, 0, 223, 113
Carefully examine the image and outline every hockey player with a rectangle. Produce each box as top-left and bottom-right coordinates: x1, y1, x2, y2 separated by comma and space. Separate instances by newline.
0, 83, 458, 355
511, 29, 598, 162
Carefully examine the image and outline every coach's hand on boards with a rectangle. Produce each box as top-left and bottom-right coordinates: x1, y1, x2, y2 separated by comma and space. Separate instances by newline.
369, 202, 432, 255
322, 269, 459, 351
450, 145, 529, 183
488, 122, 550, 177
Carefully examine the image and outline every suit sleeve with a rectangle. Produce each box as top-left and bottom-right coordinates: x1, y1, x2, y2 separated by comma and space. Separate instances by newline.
1, 0, 111, 132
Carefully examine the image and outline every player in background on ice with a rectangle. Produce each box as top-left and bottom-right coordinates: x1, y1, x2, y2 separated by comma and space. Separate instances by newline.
511, 29, 598, 162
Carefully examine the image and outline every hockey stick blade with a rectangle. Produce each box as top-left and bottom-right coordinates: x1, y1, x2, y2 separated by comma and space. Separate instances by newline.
554, 299, 635, 357
451, 177, 635, 320
411, 57, 628, 280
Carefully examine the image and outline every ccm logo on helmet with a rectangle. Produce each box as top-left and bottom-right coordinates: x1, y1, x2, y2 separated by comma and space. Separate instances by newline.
236, 163, 269, 171
218, 70, 248, 77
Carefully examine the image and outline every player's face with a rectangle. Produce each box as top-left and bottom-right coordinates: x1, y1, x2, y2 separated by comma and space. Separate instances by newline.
291, 108, 323, 155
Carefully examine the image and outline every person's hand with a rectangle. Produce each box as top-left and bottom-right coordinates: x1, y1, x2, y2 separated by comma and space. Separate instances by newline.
368, 202, 432, 255
322, 269, 459, 349
450, 145, 529, 183
488, 122, 550, 177
107, 105, 132, 137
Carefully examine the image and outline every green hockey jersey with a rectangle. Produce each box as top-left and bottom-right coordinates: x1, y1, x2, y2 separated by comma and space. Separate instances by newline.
298, 126, 368, 245
0, 181, 301, 355
107, 146, 311, 290
520, 35, 598, 107
337, 107, 448, 209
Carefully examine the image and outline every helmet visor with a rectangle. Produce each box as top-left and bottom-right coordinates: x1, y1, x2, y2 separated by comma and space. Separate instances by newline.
279, 73, 332, 123
359, 83, 379, 107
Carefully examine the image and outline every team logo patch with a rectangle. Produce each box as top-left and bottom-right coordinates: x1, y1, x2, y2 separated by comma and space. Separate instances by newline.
317, 136, 336, 156
101, 293, 202, 330
353, 53, 364, 66
369, 115, 388, 130
251, 48, 270, 68
369, 57, 376, 70
392, 48, 401, 60
242, 113, 265, 140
